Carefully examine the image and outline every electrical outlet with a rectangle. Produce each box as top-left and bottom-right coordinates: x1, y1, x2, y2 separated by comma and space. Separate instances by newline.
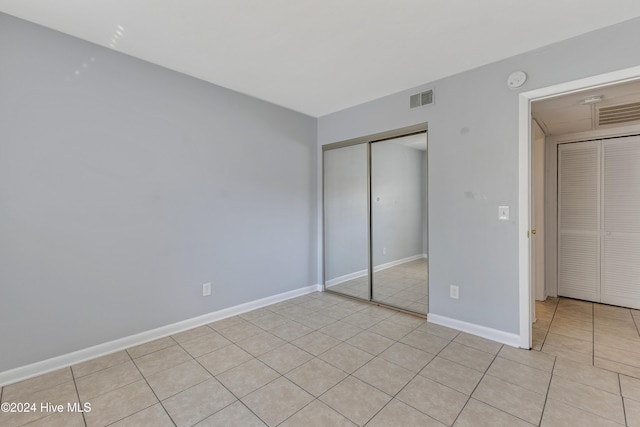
450, 285, 459, 299
383, 247, 387, 255
203, 282, 211, 296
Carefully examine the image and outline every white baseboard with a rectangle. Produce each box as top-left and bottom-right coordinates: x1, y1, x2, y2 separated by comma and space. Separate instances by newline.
326, 253, 427, 287
0, 284, 322, 387
427, 313, 521, 348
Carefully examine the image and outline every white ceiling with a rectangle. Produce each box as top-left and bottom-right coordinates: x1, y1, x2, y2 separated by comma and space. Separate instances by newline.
532, 79, 640, 136
2, 1, 640, 117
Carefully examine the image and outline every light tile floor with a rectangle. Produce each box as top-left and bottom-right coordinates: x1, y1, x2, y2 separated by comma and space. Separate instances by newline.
327, 258, 428, 314
2, 292, 640, 426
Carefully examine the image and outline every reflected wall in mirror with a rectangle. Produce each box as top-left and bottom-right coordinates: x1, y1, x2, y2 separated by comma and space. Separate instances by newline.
323, 143, 370, 299
371, 133, 428, 314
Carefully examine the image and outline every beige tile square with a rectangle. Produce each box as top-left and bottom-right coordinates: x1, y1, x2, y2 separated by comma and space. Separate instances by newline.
625, 398, 640, 427
439, 342, 495, 372
162, 378, 236, 427
72, 351, 131, 378
595, 357, 640, 379
553, 357, 619, 394
216, 359, 279, 398
0, 381, 79, 427
454, 398, 534, 427
242, 377, 313, 426
134, 345, 192, 377
416, 322, 459, 340
497, 345, 555, 372
195, 401, 266, 426
487, 357, 551, 395
236, 331, 285, 357
544, 333, 593, 354
292, 331, 341, 356
207, 315, 245, 332
550, 316, 593, 332
387, 312, 426, 328
320, 376, 391, 426
454, 333, 502, 355
547, 375, 625, 424
621, 375, 640, 401
218, 321, 263, 342
367, 399, 445, 427
269, 321, 313, 342
596, 344, 640, 368
249, 312, 289, 330
240, 308, 273, 321
322, 305, 358, 320
23, 412, 85, 427
378, 342, 435, 372
342, 312, 383, 329
84, 380, 157, 427
353, 357, 415, 395
76, 360, 143, 400
396, 375, 467, 426
400, 330, 450, 354
110, 403, 174, 427
258, 343, 313, 374
293, 313, 338, 330
1, 368, 72, 401
280, 400, 355, 427
180, 331, 232, 358
146, 359, 212, 400
318, 342, 374, 374
347, 331, 395, 355
472, 375, 545, 425
549, 324, 594, 342
171, 325, 215, 344
196, 344, 253, 376
541, 399, 622, 427
127, 337, 176, 359
541, 342, 593, 365
319, 321, 364, 341
595, 333, 640, 355
420, 356, 483, 395
285, 358, 348, 397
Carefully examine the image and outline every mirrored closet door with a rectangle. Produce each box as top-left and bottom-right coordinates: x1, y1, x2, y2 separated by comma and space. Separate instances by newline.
323, 130, 428, 315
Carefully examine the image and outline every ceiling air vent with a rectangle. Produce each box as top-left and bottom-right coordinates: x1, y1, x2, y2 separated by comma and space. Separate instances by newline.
410, 89, 433, 109
598, 102, 640, 126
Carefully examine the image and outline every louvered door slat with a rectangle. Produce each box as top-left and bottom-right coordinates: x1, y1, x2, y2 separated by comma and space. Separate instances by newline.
557, 142, 600, 301
601, 137, 640, 309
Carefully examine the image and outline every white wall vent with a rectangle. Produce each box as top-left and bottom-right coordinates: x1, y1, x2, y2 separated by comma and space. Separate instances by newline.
598, 102, 640, 126
410, 90, 434, 109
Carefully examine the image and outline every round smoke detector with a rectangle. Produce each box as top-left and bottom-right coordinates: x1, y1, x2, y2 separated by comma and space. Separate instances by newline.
507, 71, 527, 89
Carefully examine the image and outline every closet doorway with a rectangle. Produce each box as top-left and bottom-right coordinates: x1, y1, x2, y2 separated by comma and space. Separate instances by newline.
323, 124, 429, 315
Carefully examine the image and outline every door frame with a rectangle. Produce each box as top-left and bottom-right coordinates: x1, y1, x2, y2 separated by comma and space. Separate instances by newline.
517, 65, 640, 348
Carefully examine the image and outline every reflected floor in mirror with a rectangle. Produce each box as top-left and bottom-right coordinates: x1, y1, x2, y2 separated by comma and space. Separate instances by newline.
327, 258, 428, 314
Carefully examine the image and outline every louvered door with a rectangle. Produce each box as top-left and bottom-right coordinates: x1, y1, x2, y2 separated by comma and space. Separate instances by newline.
601, 137, 640, 309
557, 141, 601, 301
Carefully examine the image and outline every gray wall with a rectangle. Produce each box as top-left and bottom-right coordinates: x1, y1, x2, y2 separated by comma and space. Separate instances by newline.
318, 17, 640, 334
0, 14, 317, 372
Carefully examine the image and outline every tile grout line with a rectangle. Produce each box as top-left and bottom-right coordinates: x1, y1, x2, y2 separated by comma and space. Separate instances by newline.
618, 373, 629, 427
538, 353, 558, 427
128, 350, 178, 427
69, 366, 89, 427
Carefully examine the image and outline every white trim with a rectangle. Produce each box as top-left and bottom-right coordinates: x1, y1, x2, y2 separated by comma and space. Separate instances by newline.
428, 313, 520, 348
325, 254, 427, 287
373, 254, 426, 272
325, 269, 368, 287
0, 284, 322, 387
517, 65, 640, 350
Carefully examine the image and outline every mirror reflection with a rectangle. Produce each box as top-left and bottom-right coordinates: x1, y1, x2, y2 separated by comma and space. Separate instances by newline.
323, 143, 370, 299
371, 133, 428, 313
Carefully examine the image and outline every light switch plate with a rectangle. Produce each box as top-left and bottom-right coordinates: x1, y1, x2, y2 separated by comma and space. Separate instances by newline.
498, 206, 509, 220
